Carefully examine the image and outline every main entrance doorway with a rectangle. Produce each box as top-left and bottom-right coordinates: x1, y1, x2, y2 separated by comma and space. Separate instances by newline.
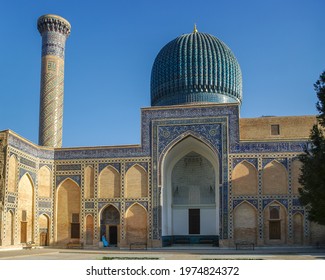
161, 136, 220, 246
189, 209, 200, 234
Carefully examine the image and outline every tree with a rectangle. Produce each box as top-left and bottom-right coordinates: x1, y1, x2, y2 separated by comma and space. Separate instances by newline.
299, 71, 325, 225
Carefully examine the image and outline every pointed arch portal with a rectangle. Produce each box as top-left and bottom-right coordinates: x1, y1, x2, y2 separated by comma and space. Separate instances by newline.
160, 136, 220, 245
100, 205, 120, 246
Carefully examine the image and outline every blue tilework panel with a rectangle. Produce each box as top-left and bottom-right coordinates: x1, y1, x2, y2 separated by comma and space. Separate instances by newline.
56, 175, 81, 187
231, 141, 307, 154
8, 133, 54, 160
99, 163, 121, 174
293, 198, 301, 207
19, 168, 36, 183
232, 158, 258, 169
263, 199, 288, 209
262, 158, 288, 169
233, 199, 258, 209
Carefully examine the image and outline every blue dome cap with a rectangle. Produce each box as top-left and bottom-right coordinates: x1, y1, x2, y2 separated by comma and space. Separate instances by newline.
151, 30, 242, 106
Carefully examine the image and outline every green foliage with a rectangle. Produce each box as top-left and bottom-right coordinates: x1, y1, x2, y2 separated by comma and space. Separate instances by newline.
315, 71, 325, 126
299, 71, 325, 225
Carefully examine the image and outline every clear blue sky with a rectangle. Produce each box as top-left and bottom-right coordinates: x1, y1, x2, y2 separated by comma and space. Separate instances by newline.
0, 0, 324, 147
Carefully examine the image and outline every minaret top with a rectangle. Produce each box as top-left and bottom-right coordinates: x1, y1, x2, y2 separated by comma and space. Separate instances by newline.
37, 14, 71, 37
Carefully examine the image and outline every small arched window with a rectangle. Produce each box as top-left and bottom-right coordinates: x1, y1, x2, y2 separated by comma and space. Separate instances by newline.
270, 206, 280, 219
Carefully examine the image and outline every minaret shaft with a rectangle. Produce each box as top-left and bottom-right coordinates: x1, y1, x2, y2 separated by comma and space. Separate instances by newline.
37, 15, 70, 148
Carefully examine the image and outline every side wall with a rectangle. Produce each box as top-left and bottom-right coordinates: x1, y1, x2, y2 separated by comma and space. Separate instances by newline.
229, 155, 325, 246
54, 160, 151, 248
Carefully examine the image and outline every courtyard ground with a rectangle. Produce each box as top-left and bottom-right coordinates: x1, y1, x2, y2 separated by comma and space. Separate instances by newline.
0, 246, 324, 260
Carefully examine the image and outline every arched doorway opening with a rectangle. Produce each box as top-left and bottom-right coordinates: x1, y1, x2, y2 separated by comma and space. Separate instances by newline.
39, 214, 50, 246
100, 205, 120, 246
160, 136, 219, 246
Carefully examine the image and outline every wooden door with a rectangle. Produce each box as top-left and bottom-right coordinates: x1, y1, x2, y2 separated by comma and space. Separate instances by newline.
20, 222, 27, 243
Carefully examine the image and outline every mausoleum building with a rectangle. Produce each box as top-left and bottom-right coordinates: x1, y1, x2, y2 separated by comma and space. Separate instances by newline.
0, 15, 324, 249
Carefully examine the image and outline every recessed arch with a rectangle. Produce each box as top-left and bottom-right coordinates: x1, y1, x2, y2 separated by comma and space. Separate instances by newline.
263, 202, 287, 245
18, 173, 35, 244
160, 135, 219, 238
233, 201, 257, 244
100, 204, 121, 246
8, 155, 18, 193
263, 160, 287, 194
38, 165, 52, 197
125, 164, 148, 198
232, 160, 258, 195
84, 165, 94, 198
56, 178, 80, 244
125, 203, 147, 245
98, 166, 120, 198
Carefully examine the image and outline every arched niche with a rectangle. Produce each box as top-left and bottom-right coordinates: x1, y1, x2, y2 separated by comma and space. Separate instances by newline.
84, 166, 94, 199
56, 179, 80, 244
233, 201, 257, 244
232, 161, 258, 195
38, 166, 52, 198
263, 161, 287, 195
125, 203, 147, 244
263, 202, 287, 245
8, 155, 17, 193
98, 166, 120, 198
125, 165, 148, 198
18, 173, 34, 244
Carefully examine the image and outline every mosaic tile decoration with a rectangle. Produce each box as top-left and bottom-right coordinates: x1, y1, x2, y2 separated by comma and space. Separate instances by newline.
263, 198, 288, 209
20, 157, 37, 168
98, 163, 121, 174
19, 168, 36, 183
55, 175, 81, 187
8, 133, 54, 159
37, 15, 71, 59
56, 164, 81, 171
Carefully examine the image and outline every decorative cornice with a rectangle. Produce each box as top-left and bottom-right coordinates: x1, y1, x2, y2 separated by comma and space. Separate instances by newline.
37, 14, 71, 37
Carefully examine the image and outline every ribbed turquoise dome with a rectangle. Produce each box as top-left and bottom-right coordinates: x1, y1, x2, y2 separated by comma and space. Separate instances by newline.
151, 30, 242, 106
